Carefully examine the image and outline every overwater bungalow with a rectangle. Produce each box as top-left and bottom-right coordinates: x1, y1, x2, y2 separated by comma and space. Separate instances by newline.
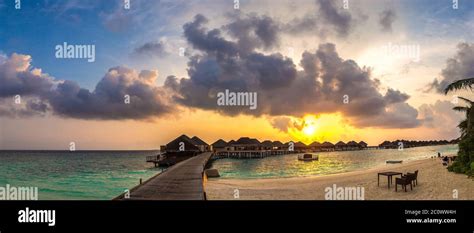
234, 137, 261, 151
358, 141, 368, 149
154, 134, 202, 166
191, 136, 210, 152
294, 141, 308, 152
335, 141, 347, 151
379, 141, 396, 149
211, 139, 228, 152
272, 141, 284, 150
225, 140, 237, 151
165, 134, 200, 153
346, 141, 359, 150
309, 141, 321, 151
320, 142, 335, 151
260, 140, 273, 150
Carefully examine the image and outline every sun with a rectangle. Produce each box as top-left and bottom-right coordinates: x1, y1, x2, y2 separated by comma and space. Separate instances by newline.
288, 113, 356, 144
302, 121, 317, 136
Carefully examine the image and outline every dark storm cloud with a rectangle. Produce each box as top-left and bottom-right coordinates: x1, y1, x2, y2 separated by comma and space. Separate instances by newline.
0, 54, 175, 119
132, 41, 169, 58
379, 9, 396, 32
428, 43, 474, 93
166, 15, 420, 128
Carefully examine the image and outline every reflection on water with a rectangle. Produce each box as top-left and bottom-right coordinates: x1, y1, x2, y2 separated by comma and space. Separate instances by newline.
210, 145, 458, 179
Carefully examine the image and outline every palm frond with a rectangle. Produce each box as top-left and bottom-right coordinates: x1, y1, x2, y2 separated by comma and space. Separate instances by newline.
458, 120, 468, 129
457, 96, 474, 105
453, 106, 469, 112
444, 78, 474, 94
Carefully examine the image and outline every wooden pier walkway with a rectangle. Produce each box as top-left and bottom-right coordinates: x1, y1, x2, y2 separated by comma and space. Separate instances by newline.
116, 152, 213, 200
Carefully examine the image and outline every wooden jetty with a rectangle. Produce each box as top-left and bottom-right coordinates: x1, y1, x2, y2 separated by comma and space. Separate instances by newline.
146, 152, 165, 167
116, 152, 213, 200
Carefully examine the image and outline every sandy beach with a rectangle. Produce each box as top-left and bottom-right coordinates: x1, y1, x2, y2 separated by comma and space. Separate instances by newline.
206, 158, 474, 200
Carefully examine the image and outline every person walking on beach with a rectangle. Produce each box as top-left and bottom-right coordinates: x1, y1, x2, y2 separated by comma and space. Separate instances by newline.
438, 152, 441, 158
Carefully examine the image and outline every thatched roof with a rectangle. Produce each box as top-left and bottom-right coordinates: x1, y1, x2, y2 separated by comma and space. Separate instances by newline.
284, 141, 294, 146
358, 141, 368, 147
379, 141, 393, 147
335, 141, 346, 146
260, 140, 273, 147
321, 141, 334, 147
212, 139, 228, 147
250, 138, 261, 144
346, 141, 359, 146
228, 140, 236, 145
272, 141, 284, 147
309, 141, 321, 147
166, 134, 199, 151
294, 141, 307, 147
235, 137, 260, 145
191, 136, 208, 146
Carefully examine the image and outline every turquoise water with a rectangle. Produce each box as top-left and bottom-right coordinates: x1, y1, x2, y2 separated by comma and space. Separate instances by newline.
210, 145, 458, 179
0, 145, 458, 200
0, 151, 161, 200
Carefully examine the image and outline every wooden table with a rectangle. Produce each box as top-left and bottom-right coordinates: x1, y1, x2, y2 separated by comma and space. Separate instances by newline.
378, 172, 402, 189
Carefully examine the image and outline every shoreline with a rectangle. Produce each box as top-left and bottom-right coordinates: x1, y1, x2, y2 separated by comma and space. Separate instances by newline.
205, 158, 474, 200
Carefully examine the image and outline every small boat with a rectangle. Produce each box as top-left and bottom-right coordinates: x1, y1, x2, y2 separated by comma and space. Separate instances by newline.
298, 153, 319, 161
386, 160, 403, 164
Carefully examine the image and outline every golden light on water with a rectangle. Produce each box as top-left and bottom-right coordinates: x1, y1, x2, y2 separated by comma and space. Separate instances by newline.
288, 113, 357, 144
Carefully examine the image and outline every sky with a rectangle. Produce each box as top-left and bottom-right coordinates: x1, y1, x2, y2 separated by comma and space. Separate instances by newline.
1, 0, 474, 150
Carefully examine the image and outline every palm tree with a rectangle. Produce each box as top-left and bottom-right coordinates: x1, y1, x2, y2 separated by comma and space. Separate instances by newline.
452, 97, 472, 138
444, 78, 474, 176
445, 79, 474, 135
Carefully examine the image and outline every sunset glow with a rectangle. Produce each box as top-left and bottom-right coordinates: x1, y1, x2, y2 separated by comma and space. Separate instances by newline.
288, 114, 357, 145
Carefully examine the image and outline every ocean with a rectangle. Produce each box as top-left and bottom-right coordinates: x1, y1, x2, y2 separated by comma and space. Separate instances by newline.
0, 150, 161, 200
0, 145, 458, 200
209, 145, 458, 179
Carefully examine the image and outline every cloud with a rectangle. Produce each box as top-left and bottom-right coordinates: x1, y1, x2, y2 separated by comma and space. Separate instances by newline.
0, 53, 54, 98
317, 0, 353, 37
379, 9, 396, 32
0, 98, 50, 118
224, 13, 281, 52
270, 116, 292, 132
284, 0, 358, 37
132, 41, 169, 58
101, 10, 132, 32
428, 42, 474, 93
418, 100, 463, 137
48, 67, 175, 120
165, 15, 421, 129
0, 53, 175, 120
